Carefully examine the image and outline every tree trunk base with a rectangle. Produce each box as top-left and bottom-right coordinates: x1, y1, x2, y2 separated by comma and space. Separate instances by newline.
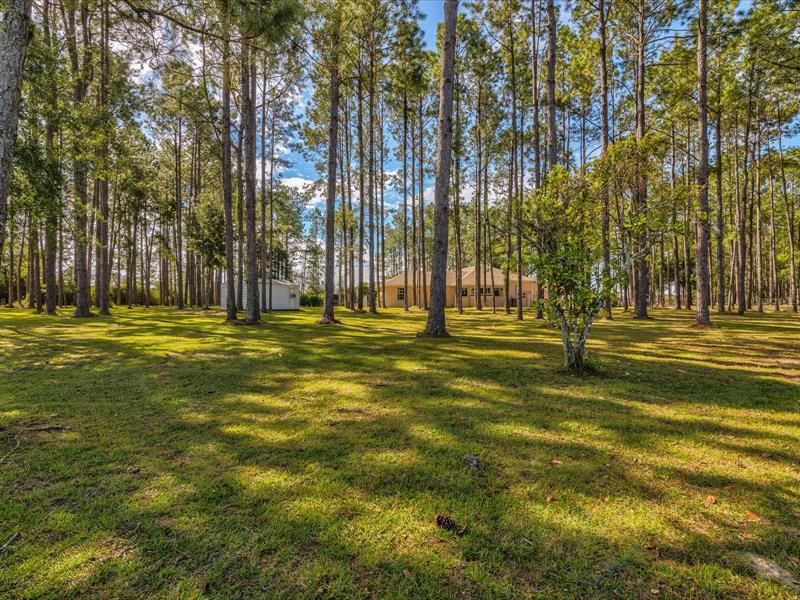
316, 317, 341, 325
417, 328, 450, 338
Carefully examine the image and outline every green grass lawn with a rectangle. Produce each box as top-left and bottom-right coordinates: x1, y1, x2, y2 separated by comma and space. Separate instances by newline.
1, 306, 799, 598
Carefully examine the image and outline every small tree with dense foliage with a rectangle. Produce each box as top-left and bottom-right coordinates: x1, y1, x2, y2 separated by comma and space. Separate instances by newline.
534, 168, 607, 371
535, 164, 655, 371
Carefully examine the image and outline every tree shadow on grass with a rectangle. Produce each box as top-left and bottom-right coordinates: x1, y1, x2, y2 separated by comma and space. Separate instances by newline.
0, 308, 798, 598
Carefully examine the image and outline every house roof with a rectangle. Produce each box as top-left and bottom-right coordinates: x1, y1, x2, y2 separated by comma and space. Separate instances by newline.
271, 279, 298, 288
220, 277, 298, 288
384, 267, 535, 287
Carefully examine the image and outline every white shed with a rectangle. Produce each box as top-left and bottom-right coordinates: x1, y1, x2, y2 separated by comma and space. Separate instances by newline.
219, 278, 300, 311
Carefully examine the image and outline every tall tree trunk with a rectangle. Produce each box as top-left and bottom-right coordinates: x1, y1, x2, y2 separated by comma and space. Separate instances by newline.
545, 0, 557, 173
97, 0, 110, 315
357, 70, 365, 311
474, 85, 482, 311
776, 104, 797, 311
715, 49, 724, 314
260, 59, 268, 310
242, 41, 259, 324
633, 0, 649, 319
346, 94, 355, 309
695, 0, 711, 325
43, 0, 59, 315
403, 93, 409, 311
516, 89, 524, 319
598, 0, 612, 318
754, 107, 763, 313
0, 0, 33, 263
367, 48, 377, 314
58, 208, 65, 305
766, 139, 778, 310
422, 0, 457, 337
319, 26, 339, 324
738, 68, 754, 315
419, 97, 427, 310
221, 3, 237, 321
454, 69, 463, 314
411, 119, 417, 306
530, 0, 541, 188
379, 95, 386, 309
236, 136, 243, 309
63, 3, 93, 317
268, 111, 276, 311
175, 118, 185, 309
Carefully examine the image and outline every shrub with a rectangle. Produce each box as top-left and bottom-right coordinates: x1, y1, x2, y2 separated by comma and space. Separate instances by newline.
300, 292, 323, 307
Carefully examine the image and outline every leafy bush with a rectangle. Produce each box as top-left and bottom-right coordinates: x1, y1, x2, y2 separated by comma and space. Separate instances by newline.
300, 292, 323, 307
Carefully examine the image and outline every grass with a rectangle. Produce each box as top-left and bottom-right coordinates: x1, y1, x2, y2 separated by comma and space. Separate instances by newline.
1, 305, 799, 599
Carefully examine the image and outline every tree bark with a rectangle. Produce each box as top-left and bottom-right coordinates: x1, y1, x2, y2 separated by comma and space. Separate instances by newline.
738, 68, 754, 315
598, 0, 612, 319
715, 47, 724, 314
63, 2, 93, 317
402, 93, 409, 311
242, 41, 259, 324
776, 104, 797, 311
221, 3, 237, 321
0, 0, 33, 263
368, 47, 377, 314
545, 0, 557, 173
319, 26, 339, 324
422, 0, 457, 337
42, 0, 58, 315
695, 0, 711, 325
633, 0, 649, 319
357, 70, 365, 311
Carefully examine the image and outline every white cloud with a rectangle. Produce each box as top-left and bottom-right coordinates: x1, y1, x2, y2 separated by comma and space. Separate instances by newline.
280, 176, 314, 192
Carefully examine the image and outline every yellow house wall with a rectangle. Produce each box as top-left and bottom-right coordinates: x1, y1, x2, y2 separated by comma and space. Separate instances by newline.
384, 282, 537, 309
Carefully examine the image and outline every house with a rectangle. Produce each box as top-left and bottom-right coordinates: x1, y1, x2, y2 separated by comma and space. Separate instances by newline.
219, 278, 300, 310
383, 267, 538, 309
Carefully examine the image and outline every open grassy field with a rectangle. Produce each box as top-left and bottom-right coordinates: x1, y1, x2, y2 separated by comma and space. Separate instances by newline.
1, 306, 799, 598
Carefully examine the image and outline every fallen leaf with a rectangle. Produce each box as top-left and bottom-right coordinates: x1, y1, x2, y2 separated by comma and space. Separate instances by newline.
550, 459, 562, 466
705, 495, 716, 506
545, 495, 556, 503
745, 510, 762, 522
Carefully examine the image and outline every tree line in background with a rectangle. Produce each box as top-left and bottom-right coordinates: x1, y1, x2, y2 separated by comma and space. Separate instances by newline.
0, 0, 798, 344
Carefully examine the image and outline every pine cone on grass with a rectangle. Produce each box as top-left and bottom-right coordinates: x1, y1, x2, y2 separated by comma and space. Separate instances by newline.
436, 513, 467, 536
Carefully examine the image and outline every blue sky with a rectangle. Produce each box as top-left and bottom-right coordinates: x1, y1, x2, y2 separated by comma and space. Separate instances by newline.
279, 2, 442, 210
279, 1, 797, 213
419, 1, 444, 48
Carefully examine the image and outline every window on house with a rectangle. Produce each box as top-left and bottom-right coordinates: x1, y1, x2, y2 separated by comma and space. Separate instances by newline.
397, 287, 405, 300
494, 288, 501, 297
461, 288, 467, 297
